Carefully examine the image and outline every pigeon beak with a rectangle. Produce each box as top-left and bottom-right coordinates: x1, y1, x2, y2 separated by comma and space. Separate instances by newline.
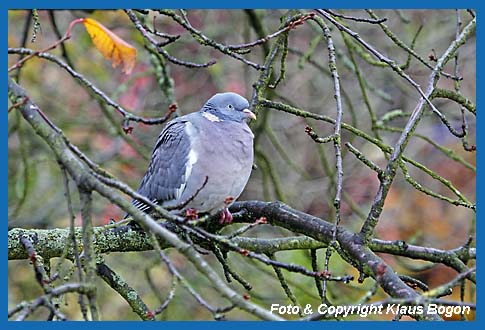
243, 109, 257, 120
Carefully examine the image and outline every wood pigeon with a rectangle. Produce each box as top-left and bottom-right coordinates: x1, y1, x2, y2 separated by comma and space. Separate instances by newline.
132, 92, 256, 223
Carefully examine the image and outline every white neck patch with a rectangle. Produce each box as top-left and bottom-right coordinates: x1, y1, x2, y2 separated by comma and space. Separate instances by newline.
202, 112, 222, 122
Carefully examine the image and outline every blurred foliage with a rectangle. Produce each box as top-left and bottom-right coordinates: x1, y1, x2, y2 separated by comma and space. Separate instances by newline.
8, 9, 475, 320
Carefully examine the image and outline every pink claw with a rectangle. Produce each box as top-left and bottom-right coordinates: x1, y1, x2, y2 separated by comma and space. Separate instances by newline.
219, 208, 233, 224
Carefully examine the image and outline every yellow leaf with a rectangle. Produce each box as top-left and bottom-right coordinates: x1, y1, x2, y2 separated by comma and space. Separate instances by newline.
82, 18, 136, 74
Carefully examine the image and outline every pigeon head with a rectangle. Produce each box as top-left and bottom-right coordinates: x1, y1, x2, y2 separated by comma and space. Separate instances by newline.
201, 92, 256, 123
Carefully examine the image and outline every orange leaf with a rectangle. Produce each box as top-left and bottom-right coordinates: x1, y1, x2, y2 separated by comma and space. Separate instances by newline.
82, 18, 136, 74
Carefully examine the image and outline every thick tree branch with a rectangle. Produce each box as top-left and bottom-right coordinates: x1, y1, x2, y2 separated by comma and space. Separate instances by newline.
9, 200, 475, 320
8, 215, 475, 284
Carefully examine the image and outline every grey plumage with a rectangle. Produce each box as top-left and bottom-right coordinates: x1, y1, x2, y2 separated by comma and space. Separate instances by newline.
132, 92, 255, 218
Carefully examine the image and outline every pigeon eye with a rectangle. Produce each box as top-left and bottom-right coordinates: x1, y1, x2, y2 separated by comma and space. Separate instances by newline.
227, 104, 233, 110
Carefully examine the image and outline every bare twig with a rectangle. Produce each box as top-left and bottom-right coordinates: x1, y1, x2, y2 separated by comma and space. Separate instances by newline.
8, 47, 176, 126
125, 10, 216, 69
227, 13, 315, 51
8, 17, 81, 72
316, 10, 475, 139
12, 284, 93, 321
310, 16, 345, 303
185, 225, 354, 283
324, 9, 387, 24
60, 166, 88, 320
157, 9, 265, 70
358, 16, 476, 242
365, 9, 461, 81
78, 189, 99, 321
